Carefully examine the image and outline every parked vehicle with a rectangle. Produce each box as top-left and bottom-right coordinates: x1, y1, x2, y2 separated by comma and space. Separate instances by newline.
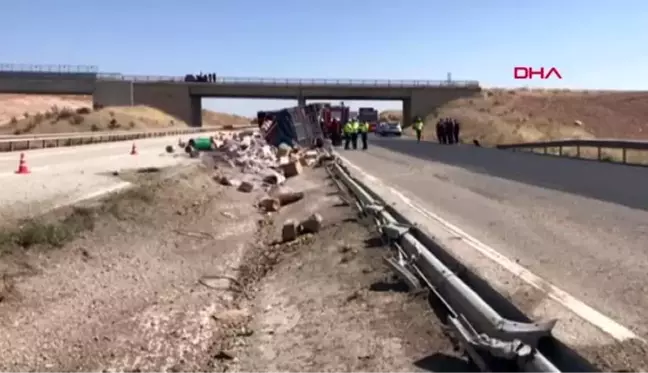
377, 122, 403, 136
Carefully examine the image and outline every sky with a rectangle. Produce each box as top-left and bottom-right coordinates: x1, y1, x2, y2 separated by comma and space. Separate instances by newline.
1, 0, 647, 116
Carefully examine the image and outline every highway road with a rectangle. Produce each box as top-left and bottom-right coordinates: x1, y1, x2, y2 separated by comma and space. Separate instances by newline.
340, 135, 648, 341
0, 132, 222, 225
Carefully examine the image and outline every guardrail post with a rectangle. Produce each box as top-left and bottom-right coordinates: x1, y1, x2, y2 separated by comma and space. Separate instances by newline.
558, 146, 563, 156
622, 148, 627, 163
597, 147, 601, 160
576, 146, 580, 158
543, 147, 548, 154
27, 141, 31, 150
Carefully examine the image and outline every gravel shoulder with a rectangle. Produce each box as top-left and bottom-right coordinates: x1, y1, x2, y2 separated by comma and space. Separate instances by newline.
214, 169, 471, 372
0, 161, 466, 372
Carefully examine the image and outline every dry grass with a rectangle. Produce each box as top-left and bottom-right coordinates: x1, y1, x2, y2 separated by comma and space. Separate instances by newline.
0, 94, 252, 135
0, 186, 155, 256
202, 109, 251, 127
0, 94, 90, 125
380, 89, 648, 146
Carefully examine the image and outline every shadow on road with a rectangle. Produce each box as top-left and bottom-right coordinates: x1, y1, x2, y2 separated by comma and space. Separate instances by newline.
413, 353, 477, 372
371, 137, 648, 212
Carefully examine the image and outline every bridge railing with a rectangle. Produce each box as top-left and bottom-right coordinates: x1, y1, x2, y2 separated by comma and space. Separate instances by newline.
496, 139, 648, 166
0, 63, 98, 73
97, 73, 480, 87
0, 63, 480, 87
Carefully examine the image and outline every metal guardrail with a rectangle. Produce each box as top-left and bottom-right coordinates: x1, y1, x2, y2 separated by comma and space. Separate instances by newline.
496, 139, 648, 165
326, 155, 580, 372
0, 126, 256, 152
0, 126, 246, 140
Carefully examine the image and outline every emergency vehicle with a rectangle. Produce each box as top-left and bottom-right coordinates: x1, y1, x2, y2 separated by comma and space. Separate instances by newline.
320, 103, 350, 146
358, 107, 379, 132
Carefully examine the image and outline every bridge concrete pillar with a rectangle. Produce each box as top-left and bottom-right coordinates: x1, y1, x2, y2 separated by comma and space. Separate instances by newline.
297, 96, 306, 107
131, 83, 202, 127
402, 97, 412, 128
408, 87, 481, 127
93, 80, 134, 108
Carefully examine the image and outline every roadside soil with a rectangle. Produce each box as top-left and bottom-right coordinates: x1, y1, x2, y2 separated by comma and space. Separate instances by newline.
0, 162, 468, 372
0, 94, 251, 134
380, 89, 648, 145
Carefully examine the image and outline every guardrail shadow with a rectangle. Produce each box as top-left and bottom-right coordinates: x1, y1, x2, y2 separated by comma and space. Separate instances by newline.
372, 137, 648, 212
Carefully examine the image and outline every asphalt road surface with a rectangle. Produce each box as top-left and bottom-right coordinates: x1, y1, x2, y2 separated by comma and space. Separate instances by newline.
0, 133, 221, 224
340, 134, 648, 339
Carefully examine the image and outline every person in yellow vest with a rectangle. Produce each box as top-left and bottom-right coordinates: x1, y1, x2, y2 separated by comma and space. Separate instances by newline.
350, 118, 360, 150
358, 121, 370, 150
413, 116, 424, 143
343, 119, 356, 150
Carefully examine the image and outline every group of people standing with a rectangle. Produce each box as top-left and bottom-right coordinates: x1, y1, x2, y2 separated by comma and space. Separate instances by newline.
412, 117, 461, 145
343, 118, 370, 150
436, 117, 461, 144
184, 72, 218, 82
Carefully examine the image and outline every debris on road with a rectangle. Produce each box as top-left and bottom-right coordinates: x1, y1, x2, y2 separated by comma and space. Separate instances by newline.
275, 191, 304, 206
280, 160, 302, 178
258, 197, 280, 212
237, 181, 255, 193
281, 219, 299, 242
299, 212, 323, 234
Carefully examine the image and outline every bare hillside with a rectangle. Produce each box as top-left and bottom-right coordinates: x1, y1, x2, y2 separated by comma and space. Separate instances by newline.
380, 89, 648, 145
0, 95, 251, 135
201, 109, 250, 127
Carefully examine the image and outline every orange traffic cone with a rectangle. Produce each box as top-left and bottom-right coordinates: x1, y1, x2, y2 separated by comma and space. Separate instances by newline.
15, 153, 30, 174
130, 143, 138, 155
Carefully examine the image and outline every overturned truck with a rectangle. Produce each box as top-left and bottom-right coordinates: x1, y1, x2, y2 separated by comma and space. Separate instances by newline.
257, 105, 324, 148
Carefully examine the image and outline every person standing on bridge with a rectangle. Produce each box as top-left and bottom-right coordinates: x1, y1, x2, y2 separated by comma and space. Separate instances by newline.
413, 116, 424, 142
358, 120, 369, 150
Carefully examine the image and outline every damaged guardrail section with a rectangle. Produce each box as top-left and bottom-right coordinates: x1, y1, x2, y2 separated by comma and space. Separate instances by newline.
324, 154, 576, 372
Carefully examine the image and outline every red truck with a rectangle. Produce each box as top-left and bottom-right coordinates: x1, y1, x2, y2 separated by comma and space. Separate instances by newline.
321, 104, 350, 146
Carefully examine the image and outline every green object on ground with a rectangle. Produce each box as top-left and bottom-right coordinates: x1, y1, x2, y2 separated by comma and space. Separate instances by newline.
191, 137, 213, 151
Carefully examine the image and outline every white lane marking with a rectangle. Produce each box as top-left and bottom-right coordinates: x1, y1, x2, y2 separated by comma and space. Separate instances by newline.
338, 153, 642, 342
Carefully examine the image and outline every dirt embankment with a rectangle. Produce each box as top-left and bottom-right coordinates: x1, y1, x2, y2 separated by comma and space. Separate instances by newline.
0, 94, 251, 135
0, 160, 466, 371
380, 89, 648, 146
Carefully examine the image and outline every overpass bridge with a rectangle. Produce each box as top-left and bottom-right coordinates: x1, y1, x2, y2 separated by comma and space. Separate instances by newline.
0, 63, 481, 127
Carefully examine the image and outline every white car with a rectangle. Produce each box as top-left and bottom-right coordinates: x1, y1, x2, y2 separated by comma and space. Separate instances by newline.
377, 122, 402, 136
